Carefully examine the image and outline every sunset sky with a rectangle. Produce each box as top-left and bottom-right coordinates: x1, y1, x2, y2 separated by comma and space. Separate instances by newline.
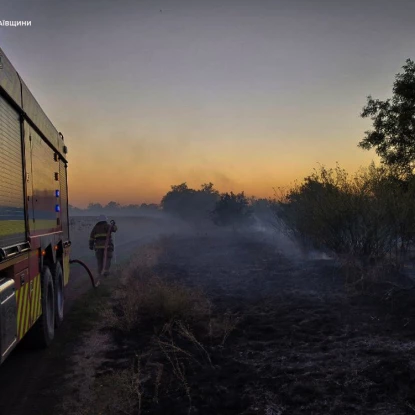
1, 0, 415, 207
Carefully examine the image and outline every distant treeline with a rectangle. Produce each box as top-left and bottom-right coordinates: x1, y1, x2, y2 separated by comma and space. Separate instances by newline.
160, 182, 271, 227
69, 183, 273, 227
68, 201, 160, 216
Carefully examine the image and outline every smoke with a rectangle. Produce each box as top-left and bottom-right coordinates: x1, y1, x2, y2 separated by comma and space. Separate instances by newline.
70, 207, 334, 268
249, 213, 333, 262
69, 213, 194, 261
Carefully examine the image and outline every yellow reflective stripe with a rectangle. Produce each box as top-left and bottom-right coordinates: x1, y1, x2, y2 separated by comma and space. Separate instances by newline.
30, 276, 37, 323
23, 284, 31, 335
23, 283, 31, 337
29, 281, 34, 327
94, 233, 108, 238
19, 284, 28, 338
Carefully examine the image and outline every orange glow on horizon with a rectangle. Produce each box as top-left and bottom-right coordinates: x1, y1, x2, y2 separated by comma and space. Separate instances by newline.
68, 147, 376, 208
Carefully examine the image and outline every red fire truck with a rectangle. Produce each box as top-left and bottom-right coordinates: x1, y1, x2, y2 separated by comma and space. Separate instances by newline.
0, 47, 70, 363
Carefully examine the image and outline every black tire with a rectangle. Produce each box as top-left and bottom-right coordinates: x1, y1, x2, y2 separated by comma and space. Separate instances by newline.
53, 261, 64, 328
29, 265, 55, 348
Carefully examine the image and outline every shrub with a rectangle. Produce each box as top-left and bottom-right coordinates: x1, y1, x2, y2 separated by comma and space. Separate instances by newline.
274, 163, 415, 263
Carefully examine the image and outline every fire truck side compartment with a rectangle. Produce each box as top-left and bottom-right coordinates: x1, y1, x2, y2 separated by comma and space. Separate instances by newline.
0, 277, 17, 363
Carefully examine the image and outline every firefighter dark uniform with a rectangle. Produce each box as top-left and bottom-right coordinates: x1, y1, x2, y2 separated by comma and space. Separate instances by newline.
89, 216, 117, 276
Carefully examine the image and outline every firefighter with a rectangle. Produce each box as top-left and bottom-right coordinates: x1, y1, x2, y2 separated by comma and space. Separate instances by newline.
89, 215, 118, 277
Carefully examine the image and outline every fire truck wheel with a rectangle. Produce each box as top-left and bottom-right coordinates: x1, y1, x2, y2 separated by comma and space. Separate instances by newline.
30, 265, 55, 348
53, 261, 64, 327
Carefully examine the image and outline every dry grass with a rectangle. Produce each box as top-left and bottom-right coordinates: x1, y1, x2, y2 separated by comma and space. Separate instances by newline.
156, 325, 193, 414
102, 240, 211, 331
85, 239, 242, 414
208, 311, 241, 346
109, 272, 211, 332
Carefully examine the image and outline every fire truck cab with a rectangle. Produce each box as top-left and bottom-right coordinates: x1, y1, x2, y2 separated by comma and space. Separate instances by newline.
0, 47, 70, 363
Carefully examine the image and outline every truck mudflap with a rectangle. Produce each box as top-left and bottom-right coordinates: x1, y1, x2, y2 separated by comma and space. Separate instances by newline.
0, 278, 17, 363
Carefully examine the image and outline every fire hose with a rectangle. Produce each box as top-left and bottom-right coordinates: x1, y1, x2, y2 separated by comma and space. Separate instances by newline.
69, 258, 100, 288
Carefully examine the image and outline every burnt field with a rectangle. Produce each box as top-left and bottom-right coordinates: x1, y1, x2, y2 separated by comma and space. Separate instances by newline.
60, 231, 415, 415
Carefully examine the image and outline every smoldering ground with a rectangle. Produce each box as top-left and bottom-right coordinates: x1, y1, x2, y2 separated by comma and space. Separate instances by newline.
56, 213, 415, 415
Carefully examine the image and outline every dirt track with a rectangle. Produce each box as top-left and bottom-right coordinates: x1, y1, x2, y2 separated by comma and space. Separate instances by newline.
0, 215, 185, 415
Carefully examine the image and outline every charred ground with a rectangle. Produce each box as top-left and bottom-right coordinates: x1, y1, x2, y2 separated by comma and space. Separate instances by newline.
60, 230, 415, 415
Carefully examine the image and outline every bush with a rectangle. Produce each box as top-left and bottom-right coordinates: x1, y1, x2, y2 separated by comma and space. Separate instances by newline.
275, 163, 415, 263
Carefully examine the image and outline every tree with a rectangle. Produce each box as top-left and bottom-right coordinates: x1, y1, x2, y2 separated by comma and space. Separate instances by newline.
212, 191, 253, 228
200, 182, 219, 195
161, 183, 196, 218
359, 59, 415, 176
160, 182, 219, 223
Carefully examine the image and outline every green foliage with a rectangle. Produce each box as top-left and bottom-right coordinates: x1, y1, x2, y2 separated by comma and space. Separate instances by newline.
360, 59, 415, 176
212, 191, 253, 227
276, 163, 415, 260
